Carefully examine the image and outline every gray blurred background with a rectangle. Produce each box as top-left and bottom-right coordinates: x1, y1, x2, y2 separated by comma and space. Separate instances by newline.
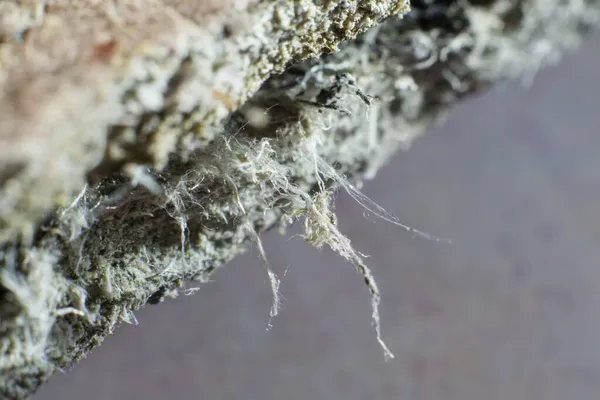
36, 34, 600, 400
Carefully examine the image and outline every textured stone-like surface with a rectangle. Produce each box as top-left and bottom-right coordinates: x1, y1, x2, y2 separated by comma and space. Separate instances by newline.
0, 0, 407, 242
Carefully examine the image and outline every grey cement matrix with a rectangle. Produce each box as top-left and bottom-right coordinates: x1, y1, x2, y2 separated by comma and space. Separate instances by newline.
1, 1, 599, 399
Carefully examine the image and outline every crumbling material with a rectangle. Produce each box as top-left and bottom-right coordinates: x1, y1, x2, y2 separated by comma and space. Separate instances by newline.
1, 1, 599, 399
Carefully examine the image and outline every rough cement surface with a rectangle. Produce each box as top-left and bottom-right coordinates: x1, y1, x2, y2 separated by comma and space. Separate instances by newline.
1, 1, 599, 399
0, 0, 408, 242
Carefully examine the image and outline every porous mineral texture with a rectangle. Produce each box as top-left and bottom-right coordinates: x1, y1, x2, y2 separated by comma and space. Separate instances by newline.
1, 1, 599, 399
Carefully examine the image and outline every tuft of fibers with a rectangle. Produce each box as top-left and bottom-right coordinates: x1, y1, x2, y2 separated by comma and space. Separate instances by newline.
2, 0, 600, 398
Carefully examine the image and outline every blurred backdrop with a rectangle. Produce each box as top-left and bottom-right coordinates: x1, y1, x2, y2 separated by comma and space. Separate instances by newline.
36, 34, 600, 400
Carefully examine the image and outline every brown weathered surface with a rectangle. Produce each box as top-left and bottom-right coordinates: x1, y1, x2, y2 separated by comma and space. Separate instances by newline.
0, 0, 246, 240
0, 0, 407, 242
